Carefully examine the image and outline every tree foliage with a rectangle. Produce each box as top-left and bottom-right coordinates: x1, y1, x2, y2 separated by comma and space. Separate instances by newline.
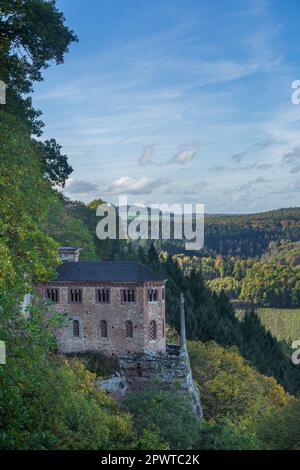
240, 262, 300, 307
188, 341, 289, 428
39, 138, 73, 187
124, 388, 199, 450
258, 397, 300, 450
0, 0, 77, 134
0, 302, 136, 450
0, 110, 59, 297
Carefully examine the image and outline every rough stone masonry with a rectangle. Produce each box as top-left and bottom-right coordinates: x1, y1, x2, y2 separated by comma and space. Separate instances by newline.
98, 295, 203, 418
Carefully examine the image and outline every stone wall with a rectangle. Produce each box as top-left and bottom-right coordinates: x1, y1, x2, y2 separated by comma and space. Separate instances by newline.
117, 347, 202, 418
35, 281, 166, 356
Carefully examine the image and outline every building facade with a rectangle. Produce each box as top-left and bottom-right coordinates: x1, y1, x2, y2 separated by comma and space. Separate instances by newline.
35, 248, 167, 356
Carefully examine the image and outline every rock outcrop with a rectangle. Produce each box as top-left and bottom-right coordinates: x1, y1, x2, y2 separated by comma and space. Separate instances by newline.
98, 293, 203, 418
118, 345, 202, 418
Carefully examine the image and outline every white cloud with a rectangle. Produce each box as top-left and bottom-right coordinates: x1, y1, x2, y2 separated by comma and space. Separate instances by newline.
231, 139, 276, 164
224, 176, 268, 195
169, 144, 200, 165
138, 145, 155, 165
256, 163, 273, 170
291, 164, 300, 174
210, 161, 273, 172
65, 179, 98, 195
103, 176, 168, 195
164, 180, 208, 195
282, 148, 300, 165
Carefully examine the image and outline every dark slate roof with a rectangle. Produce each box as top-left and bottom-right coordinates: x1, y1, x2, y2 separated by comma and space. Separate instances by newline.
55, 261, 166, 283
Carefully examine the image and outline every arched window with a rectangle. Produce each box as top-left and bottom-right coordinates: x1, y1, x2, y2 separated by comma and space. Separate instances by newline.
125, 320, 133, 338
100, 320, 108, 338
149, 320, 157, 341
72, 319, 80, 338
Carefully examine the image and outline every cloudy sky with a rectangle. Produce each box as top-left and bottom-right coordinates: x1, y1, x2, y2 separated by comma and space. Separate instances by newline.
34, 0, 300, 213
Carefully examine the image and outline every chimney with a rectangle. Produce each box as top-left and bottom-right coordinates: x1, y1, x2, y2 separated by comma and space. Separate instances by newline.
58, 246, 82, 262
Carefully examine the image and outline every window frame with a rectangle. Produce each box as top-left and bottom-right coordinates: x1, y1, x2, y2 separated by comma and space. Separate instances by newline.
95, 288, 111, 304
68, 317, 83, 339
45, 287, 60, 303
125, 320, 133, 339
68, 287, 83, 304
100, 319, 108, 339
72, 319, 80, 338
121, 288, 136, 303
147, 288, 158, 303
149, 319, 157, 341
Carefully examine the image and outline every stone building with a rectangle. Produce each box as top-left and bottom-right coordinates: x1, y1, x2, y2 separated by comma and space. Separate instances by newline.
35, 247, 167, 356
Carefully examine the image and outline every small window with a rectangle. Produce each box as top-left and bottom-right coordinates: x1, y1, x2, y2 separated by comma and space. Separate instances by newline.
149, 320, 157, 341
72, 319, 80, 338
125, 320, 133, 338
161, 288, 165, 302
121, 289, 135, 303
100, 320, 108, 338
96, 288, 110, 303
162, 319, 165, 338
69, 288, 82, 303
148, 288, 158, 303
46, 288, 59, 303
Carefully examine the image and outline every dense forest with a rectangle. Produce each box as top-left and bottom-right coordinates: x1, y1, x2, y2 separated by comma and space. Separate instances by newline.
174, 243, 300, 309
1, 0, 300, 451
203, 209, 300, 257
141, 207, 300, 257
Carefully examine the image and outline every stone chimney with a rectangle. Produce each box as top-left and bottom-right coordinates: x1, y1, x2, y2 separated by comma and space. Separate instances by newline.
58, 246, 82, 262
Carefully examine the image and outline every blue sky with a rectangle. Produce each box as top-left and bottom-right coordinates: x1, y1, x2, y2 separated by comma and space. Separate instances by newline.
34, 0, 300, 213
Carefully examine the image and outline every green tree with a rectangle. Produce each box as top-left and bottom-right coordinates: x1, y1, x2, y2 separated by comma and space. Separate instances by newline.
188, 341, 289, 429
0, 302, 136, 449
39, 138, 73, 187
42, 196, 98, 260
0, 0, 77, 134
258, 397, 300, 449
196, 419, 261, 450
0, 111, 59, 298
124, 388, 199, 450
240, 262, 298, 307
208, 276, 240, 299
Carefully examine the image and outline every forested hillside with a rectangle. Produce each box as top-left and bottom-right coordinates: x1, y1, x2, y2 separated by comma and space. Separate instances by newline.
203, 209, 300, 257
157, 208, 300, 257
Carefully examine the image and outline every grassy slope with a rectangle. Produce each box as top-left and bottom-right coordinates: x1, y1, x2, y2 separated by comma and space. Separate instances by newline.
236, 308, 300, 341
